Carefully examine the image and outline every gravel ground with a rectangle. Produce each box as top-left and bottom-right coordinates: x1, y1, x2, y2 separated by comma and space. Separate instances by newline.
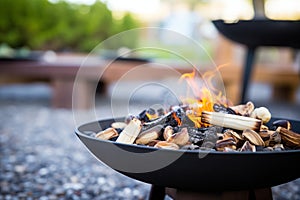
0, 83, 300, 199
0, 104, 151, 200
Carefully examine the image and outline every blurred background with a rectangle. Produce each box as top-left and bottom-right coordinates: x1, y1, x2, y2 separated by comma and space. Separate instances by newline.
0, 0, 300, 199
1, 0, 299, 63
0, 0, 300, 57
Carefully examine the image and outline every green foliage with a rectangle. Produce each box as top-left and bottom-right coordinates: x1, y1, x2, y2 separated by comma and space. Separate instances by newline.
104, 13, 140, 50
0, 0, 140, 52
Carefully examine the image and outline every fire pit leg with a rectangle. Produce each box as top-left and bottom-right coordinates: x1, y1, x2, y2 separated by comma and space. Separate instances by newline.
165, 187, 273, 200
253, 187, 273, 200
148, 185, 166, 200
241, 47, 256, 103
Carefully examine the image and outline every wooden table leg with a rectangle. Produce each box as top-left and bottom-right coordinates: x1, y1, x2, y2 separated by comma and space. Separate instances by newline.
52, 78, 74, 109
52, 78, 94, 109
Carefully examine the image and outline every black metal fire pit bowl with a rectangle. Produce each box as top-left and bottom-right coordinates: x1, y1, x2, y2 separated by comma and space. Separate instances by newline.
212, 19, 300, 49
75, 117, 300, 192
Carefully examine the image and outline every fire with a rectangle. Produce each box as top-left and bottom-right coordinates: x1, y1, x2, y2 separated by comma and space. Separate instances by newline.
179, 66, 231, 127
172, 112, 182, 126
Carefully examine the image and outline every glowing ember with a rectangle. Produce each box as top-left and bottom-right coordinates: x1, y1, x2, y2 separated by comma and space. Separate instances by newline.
172, 112, 182, 126
179, 67, 231, 127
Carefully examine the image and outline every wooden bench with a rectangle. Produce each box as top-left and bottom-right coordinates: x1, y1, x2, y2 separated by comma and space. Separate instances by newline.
220, 64, 300, 104
0, 53, 298, 109
215, 34, 300, 104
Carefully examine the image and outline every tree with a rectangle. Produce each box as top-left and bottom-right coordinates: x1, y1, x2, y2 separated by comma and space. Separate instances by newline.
0, 0, 140, 52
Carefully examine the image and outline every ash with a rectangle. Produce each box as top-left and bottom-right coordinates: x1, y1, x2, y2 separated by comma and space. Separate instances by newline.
0, 84, 300, 200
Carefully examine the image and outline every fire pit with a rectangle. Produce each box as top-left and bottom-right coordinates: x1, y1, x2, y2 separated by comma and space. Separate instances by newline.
75, 66, 300, 199
76, 116, 300, 198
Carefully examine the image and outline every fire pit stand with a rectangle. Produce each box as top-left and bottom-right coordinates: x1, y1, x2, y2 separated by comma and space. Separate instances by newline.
149, 185, 272, 200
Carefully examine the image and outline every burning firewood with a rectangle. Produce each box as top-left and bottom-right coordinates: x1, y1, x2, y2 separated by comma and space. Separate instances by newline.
240, 141, 256, 152
215, 137, 237, 151
277, 127, 300, 148
259, 130, 281, 147
154, 141, 179, 150
95, 127, 118, 140
242, 129, 265, 146
201, 111, 262, 132
229, 101, 255, 116
166, 127, 190, 146
116, 118, 141, 144
111, 122, 127, 129
163, 126, 174, 140
272, 120, 291, 130
135, 125, 163, 145
93, 102, 300, 152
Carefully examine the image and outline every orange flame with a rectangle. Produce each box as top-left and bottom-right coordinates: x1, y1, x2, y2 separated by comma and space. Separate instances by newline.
180, 65, 231, 127
172, 112, 182, 126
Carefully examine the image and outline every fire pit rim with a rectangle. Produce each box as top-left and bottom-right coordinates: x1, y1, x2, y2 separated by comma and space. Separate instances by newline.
211, 19, 300, 48
75, 117, 300, 154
